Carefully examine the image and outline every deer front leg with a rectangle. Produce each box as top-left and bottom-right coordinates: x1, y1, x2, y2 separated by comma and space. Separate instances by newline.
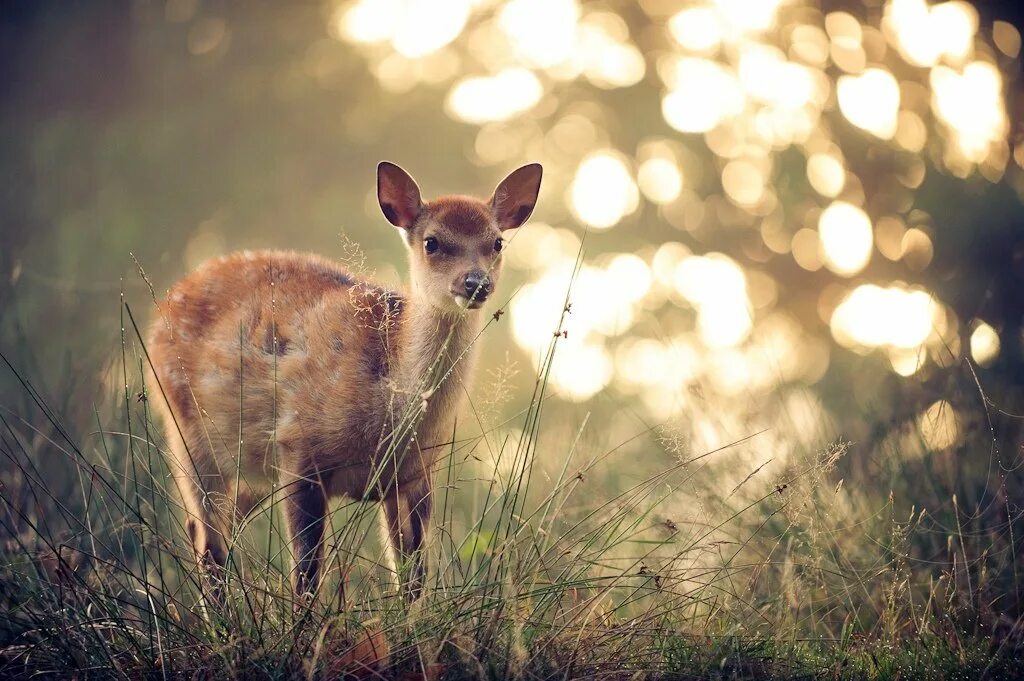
382, 479, 433, 600
280, 470, 327, 604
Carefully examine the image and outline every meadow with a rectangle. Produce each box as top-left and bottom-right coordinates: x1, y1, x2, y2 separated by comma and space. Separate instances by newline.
0, 273, 1020, 678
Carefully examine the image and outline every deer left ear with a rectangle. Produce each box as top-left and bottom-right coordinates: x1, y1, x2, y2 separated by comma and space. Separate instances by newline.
490, 163, 543, 231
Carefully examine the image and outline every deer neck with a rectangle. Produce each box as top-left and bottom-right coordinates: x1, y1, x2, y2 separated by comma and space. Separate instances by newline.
394, 298, 481, 437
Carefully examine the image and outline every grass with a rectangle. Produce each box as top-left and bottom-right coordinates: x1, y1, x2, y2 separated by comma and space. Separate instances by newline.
0, 287, 1021, 680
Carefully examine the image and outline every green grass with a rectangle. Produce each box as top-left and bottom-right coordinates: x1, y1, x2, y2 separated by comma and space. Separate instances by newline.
0, 293, 1020, 680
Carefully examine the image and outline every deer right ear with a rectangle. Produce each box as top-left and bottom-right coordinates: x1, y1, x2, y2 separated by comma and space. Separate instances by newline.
377, 162, 423, 229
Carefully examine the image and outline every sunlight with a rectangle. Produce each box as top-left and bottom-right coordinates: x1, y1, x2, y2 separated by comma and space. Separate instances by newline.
969, 320, 1000, 366
918, 399, 961, 450
722, 159, 766, 208
830, 284, 940, 352
931, 61, 1008, 162
668, 6, 722, 53
886, 0, 978, 67
673, 253, 753, 348
334, 0, 471, 57
661, 58, 745, 133
498, 0, 579, 69
806, 152, 846, 197
638, 157, 683, 204
837, 68, 900, 139
569, 152, 639, 229
446, 68, 543, 123
818, 201, 873, 276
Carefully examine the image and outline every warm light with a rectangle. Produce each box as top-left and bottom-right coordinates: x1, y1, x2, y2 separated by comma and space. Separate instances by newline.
875, 216, 906, 260
669, 7, 722, 52
931, 62, 1007, 162
837, 68, 900, 139
392, 0, 471, 57
722, 159, 765, 207
737, 44, 816, 110
993, 20, 1021, 58
929, 2, 978, 64
446, 68, 543, 124
713, 0, 782, 35
830, 284, 940, 351
334, 0, 470, 57
638, 157, 683, 204
900, 227, 934, 271
498, 0, 579, 69
806, 153, 845, 197
606, 254, 652, 303
918, 400, 960, 450
673, 253, 752, 348
791, 228, 823, 271
662, 58, 744, 133
887, 0, 978, 67
549, 341, 613, 401
969, 321, 1000, 366
569, 152, 638, 229
580, 33, 645, 88
818, 201, 873, 276
333, 0, 398, 44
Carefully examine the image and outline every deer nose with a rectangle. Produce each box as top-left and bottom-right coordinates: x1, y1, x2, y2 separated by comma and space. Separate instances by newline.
464, 271, 492, 301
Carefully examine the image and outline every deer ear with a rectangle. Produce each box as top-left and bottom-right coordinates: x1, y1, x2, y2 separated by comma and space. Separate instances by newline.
490, 163, 543, 231
377, 161, 423, 229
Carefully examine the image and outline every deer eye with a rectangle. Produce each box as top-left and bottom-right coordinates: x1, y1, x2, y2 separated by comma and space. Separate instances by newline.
494, 237, 504, 253
424, 236, 439, 254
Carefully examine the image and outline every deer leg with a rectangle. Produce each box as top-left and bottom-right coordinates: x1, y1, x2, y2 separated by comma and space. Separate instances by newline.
167, 438, 229, 608
280, 469, 327, 604
382, 479, 432, 600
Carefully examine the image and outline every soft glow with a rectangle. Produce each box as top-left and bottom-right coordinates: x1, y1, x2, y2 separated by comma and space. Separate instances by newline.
549, 341, 614, 401
662, 58, 744, 133
969, 321, 1000, 366
673, 253, 753, 347
837, 68, 900, 139
722, 159, 765, 207
807, 153, 845, 197
446, 68, 542, 124
669, 7, 722, 52
818, 201, 873, 276
637, 157, 683, 204
713, 0, 782, 35
887, 0, 978, 67
919, 400, 960, 450
393, 0, 471, 57
335, 0, 470, 57
569, 152, 638, 229
993, 20, 1021, 58
931, 62, 1008, 162
831, 284, 940, 351
737, 44, 817, 110
791, 228, 823, 271
498, 0, 579, 69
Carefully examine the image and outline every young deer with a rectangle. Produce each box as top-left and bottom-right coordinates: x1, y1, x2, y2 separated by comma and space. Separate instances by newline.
146, 162, 542, 601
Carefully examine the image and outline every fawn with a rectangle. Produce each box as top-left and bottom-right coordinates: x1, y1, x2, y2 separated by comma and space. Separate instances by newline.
146, 162, 542, 601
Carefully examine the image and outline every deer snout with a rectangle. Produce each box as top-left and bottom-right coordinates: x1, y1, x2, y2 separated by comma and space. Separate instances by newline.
463, 270, 492, 302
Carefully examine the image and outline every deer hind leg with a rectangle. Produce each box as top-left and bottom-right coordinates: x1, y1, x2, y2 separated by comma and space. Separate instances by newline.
382, 479, 433, 600
279, 466, 327, 605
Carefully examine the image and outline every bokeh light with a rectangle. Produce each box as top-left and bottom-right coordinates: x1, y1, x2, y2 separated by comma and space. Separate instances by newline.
569, 152, 638, 229
818, 201, 873, 276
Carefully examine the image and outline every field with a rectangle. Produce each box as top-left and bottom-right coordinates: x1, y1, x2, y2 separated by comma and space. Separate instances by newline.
0, 286, 1020, 679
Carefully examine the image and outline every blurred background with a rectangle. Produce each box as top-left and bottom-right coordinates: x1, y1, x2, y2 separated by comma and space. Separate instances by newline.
1, 0, 1023, 570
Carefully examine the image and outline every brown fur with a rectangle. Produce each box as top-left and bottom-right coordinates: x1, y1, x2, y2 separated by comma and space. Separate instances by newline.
145, 162, 542, 601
